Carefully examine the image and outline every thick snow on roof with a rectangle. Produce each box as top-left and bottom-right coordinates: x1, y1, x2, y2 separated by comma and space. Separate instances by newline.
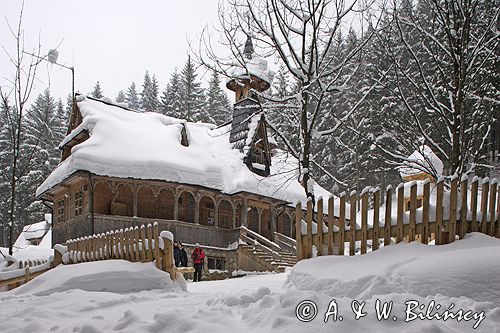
228, 55, 274, 87
399, 145, 444, 178
37, 96, 331, 206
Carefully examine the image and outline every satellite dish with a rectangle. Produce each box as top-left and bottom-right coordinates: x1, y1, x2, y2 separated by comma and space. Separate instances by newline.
47, 49, 59, 64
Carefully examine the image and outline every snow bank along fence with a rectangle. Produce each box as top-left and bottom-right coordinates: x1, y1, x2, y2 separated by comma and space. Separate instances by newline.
53, 222, 190, 280
295, 176, 499, 260
0, 258, 51, 290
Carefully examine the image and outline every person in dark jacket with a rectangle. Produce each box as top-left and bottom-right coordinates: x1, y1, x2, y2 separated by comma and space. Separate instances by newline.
178, 242, 188, 267
191, 243, 205, 282
173, 241, 181, 267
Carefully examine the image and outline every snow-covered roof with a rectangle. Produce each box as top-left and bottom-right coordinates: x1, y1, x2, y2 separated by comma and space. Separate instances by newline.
37, 96, 332, 207
229, 54, 274, 87
399, 145, 444, 179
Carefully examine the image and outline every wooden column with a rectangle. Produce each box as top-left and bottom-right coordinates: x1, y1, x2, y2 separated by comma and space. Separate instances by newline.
257, 208, 263, 235
295, 202, 303, 260
140, 225, 146, 262
349, 192, 357, 256
89, 175, 95, 236
214, 197, 220, 228
459, 176, 468, 239
232, 203, 238, 229
372, 189, 380, 251
327, 196, 334, 255
422, 181, 430, 244
360, 189, 368, 254
133, 181, 138, 218
448, 175, 458, 243
384, 186, 392, 246
435, 179, 444, 245
270, 204, 277, 241
489, 181, 497, 236
161, 235, 175, 280
480, 178, 489, 234
470, 177, 479, 232
194, 193, 202, 224
497, 185, 500, 238
306, 199, 313, 258
408, 182, 417, 242
339, 193, 346, 256
242, 198, 248, 227
173, 188, 180, 221
317, 197, 323, 256
154, 222, 160, 268
396, 185, 404, 243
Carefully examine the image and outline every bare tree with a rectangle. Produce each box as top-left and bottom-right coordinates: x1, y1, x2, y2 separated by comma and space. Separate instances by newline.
195, 0, 382, 200
380, 0, 500, 177
1, 3, 45, 254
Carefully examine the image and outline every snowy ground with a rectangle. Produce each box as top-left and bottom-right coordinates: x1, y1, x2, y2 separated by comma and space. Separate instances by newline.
1, 233, 499, 333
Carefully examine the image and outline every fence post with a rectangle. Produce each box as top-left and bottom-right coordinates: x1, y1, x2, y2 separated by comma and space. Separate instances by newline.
147, 223, 153, 262
306, 199, 313, 259
396, 184, 404, 243
119, 229, 125, 259
317, 197, 323, 257
384, 186, 392, 246
488, 181, 497, 237
24, 266, 30, 284
372, 188, 380, 251
134, 226, 140, 262
295, 202, 303, 260
448, 175, 458, 243
361, 188, 369, 254
480, 178, 490, 235
497, 185, 500, 238
435, 178, 444, 245
140, 225, 146, 262
470, 177, 479, 232
349, 191, 357, 256
161, 235, 175, 280
339, 193, 346, 256
98, 234, 103, 260
327, 196, 334, 255
82, 236, 87, 262
154, 222, 160, 268
459, 175, 468, 239
409, 182, 417, 242
128, 228, 134, 262
110, 231, 116, 259
422, 181, 430, 244
105, 232, 111, 259
125, 228, 131, 261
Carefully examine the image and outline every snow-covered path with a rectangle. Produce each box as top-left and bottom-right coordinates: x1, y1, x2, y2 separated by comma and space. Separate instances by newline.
1, 233, 500, 333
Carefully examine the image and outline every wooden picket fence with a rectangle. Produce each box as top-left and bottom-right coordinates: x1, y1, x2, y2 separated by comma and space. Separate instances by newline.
295, 176, 500, 260
53, 222, 184, 280
0, 259, 51, 290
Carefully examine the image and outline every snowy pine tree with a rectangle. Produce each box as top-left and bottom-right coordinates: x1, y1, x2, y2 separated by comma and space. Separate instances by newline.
205, 71, 231, 124
116, 90, 126, 104
179, 56, 205, 122
160, 69, 183, 118
125, 82, 141, 110
141, 71, 160, 112
91, 81, 104, 99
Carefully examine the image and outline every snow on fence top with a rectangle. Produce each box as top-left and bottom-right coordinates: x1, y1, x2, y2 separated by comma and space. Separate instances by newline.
36, 96, 333, 208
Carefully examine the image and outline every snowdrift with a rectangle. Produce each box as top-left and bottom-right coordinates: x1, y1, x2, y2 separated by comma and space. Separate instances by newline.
11, 260, 182, 296
288, 233, 500, 302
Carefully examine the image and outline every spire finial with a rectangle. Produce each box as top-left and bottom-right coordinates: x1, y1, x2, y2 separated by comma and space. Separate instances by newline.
243, 34, 254, 59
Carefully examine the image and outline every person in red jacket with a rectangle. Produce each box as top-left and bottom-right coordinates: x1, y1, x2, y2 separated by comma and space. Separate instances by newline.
191, 243, 205, 282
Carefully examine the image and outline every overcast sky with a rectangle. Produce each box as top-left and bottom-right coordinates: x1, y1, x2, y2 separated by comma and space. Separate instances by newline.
0, 0, 229, 104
